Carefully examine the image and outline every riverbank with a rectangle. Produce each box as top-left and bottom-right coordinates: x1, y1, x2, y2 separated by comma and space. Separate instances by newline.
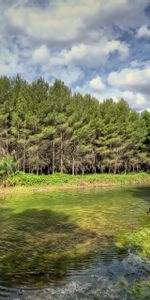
0, 172, 150, 195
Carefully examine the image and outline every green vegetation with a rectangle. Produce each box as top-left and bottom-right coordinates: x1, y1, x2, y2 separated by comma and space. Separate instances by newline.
4, 171, 150, 188
0, 186, 149, 288
0, 75, 150, 177
0, 155, 16, 186
124, 228, 150, 258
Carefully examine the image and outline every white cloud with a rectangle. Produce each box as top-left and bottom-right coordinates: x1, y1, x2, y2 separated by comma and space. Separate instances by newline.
119, 90, 146, 108
89, 76, 106, 91
74, 76, 108, 102
108, 67, 150, 94
0, 36, 37, 81
101, 89, 147, 111
107, 89, 148, 111
0, 41, 22, 76
32, 39, 129, 70
106, 66, 150, 110
137, 25, 150, 38
41, 64, 84, 86
32, 45, 50, 63
6, 0, 100, 42
129, 60, 148, 68
6, 0, 149, 44
63, 40, 129, 66
0, 0, 150, 111
75, 78, 149, 111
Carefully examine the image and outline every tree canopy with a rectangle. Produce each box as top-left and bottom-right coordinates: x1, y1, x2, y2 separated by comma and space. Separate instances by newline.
0, 75, 150, 175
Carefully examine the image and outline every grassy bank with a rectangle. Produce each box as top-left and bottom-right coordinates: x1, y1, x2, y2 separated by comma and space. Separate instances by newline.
0, 171, 150, 195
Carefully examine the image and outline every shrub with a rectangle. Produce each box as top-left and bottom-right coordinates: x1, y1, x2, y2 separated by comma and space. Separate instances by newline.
0, 155, 16, 186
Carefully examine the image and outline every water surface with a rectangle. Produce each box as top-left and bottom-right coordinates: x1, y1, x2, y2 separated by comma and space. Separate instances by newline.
0, 186, 150, 299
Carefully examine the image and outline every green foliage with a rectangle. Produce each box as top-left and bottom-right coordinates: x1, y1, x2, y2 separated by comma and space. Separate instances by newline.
0, 75, 150, 176
6, 171, 150, 187
124, 228, 150, 258
7, 172, 74, 186
0, 155, 16, 185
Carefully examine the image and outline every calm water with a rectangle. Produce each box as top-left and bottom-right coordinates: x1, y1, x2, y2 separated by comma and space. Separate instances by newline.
0, 186, 150, 299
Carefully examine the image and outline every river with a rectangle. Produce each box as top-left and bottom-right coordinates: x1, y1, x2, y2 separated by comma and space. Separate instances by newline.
0, 186, 150, 299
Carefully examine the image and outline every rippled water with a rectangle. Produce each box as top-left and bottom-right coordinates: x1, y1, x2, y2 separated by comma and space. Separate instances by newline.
0, 186, 150, 299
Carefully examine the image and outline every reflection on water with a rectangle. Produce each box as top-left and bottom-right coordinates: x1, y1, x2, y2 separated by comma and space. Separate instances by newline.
0, 186, 150, 299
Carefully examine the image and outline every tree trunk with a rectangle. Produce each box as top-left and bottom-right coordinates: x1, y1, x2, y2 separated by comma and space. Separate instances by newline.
124, 162, 127, 174
114, 159, 118, 174
133, 164, 135, 173
60, 132, 63, 173
52, 139, 55, 174
36, 151, 39, 175
5, 122, 9, 155
17, 157, 20, 171
82, 167, 84, 175
72, 154, 75, 175
92, 151, 96, 174
16, 147, 19, 171
76, 146, 78, 175
23, 138, 26, 173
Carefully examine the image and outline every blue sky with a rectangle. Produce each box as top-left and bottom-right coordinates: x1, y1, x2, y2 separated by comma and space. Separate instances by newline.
0, 0, 150, 110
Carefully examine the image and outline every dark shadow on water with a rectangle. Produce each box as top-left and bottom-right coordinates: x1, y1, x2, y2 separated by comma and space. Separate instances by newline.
0, 207, 129, 288
130, 186, 150, 205
11, 208, 79, 233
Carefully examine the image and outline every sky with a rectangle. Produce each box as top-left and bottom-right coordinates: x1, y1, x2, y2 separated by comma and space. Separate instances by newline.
0, 0, 150, 111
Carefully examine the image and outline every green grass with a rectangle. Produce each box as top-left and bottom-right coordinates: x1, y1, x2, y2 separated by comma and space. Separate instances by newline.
4, 171, 150, 187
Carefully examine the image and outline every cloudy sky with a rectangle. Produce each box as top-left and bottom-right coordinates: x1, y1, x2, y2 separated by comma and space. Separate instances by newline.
0, 0, 150, 110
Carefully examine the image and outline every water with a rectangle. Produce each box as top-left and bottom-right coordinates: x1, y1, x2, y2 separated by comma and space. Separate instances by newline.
0, 186, 150, 299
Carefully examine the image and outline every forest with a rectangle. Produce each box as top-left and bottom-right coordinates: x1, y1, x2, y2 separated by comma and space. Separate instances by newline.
0, 75, 150, 175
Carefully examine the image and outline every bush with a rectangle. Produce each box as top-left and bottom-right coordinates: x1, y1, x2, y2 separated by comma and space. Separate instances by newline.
6, 172, 74, 186
0, 155, 16, 186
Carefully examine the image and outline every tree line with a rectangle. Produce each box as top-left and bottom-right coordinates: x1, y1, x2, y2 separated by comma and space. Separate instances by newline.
0, 75, 150, 175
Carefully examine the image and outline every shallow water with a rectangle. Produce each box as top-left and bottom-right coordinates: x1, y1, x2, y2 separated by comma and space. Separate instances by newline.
0, 186, 150, 299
